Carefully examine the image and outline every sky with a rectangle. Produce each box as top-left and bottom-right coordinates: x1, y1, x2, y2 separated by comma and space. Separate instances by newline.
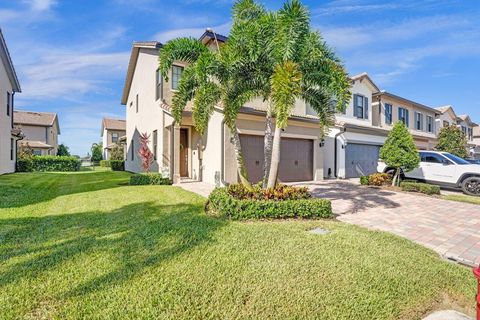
1, 0, 479, 156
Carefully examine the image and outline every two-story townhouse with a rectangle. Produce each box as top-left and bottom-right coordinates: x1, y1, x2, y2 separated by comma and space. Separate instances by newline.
0, 29, 22, 175
456, 114, 477, 147
121, 31, 325, 185
14, 111, 60, 155
372, 91, 440, 150
435, 105, 458, 128
101, 118, 126, 160
473, 126, 480, 159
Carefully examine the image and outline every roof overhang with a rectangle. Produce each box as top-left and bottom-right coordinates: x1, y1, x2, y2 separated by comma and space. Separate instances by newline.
350, 72, 380, 93
373, 91, 440, 115
199, 30, 228, 45
121, 42, 162, 105
0, 29, 21, 92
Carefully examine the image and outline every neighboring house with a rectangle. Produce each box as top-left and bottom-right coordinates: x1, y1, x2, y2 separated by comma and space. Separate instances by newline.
456, 114, 477, 146
473, 126, 480, 159
121, 31, 325, 185
14, 111, 60, 156
0, 29, 22, 175
435, 105, 458, 128
101, 118, 126, 160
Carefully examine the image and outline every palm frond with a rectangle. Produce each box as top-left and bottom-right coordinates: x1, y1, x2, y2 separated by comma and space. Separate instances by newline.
271, 61, 302, 128
192, 82, 222, 134
171, 66, 197, 124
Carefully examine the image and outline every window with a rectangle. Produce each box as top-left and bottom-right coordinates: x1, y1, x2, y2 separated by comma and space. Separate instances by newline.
136, 94, 139, 113
443, 152, 470, 165
10, 138, 14, 160
461, 126, 467, 135
420, 152, 448, 164
153, 130, 158, 160
131, 139, 134, 161
130, 101, 133, 109
156, 69, 163, 101
384, 103, 392, 124
353, 94, 368, 119
467, 127, 473, 141
171, 65, 184, 90
33, 150, 42, 156
398, 107, 409, 127
112, 133, 119, 143
426, 116, 433, 133
443, 120, 449, 127
414, 112, 423, 131
7, 92, 10, 116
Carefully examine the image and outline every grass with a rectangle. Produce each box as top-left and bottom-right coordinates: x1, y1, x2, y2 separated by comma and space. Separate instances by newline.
441, 194, 480, 205
0, 171, 476, 319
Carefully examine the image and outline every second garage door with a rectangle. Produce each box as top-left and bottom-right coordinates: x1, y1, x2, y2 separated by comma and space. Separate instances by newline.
240, 135, 314, 183
345, 143, 380, 178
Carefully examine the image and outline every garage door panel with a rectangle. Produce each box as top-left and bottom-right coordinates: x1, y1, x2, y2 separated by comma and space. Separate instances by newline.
240, 135, 313, 183
345, 143, 380, 178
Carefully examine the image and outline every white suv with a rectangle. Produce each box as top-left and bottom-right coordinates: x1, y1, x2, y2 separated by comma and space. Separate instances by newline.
377, 151, 480, 196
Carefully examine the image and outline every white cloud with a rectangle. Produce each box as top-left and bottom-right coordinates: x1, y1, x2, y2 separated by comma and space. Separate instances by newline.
23, 0, 57, 11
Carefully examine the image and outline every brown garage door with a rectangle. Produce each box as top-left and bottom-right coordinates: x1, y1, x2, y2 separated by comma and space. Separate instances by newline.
239, 135, 313, 183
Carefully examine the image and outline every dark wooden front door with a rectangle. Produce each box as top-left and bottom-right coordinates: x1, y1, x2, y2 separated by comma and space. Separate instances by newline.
180, 128, 189, 177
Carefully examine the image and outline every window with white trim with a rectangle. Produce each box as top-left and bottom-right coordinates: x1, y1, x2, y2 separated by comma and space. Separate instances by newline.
398, 107, 409, 127
385, 103, 392, 124
171, 65, 184, 90
414, 112, 423, 131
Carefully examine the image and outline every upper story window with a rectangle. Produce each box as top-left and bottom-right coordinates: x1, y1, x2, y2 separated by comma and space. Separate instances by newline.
426, 116, 434, 133
171, 65, 184, 90
7, 92, 10, 116
398, 107, 409, 127
467, 127, 473, 141
443, 120, 449, 127
112, 133, 119, 143
156, 69, 163, 101
384, 103, 392, 124
461, 125, 467, 135
353, 94, 368, 119
414, 112, 423, 131
305, 102, 316, 116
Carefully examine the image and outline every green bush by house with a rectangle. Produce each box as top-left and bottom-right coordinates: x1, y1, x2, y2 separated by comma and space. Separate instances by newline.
206, 185, 332, 220
129, 173, 172, 185
110, 160, 124, 171
17, 156, 81, 172
99, 160, 111, 167
400, 181, 440, 195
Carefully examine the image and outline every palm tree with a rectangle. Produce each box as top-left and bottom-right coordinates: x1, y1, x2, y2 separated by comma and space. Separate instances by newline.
158, 33, 257, 189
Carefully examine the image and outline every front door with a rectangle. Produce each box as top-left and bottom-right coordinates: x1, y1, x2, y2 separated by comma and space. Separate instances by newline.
180, 128, 189, 177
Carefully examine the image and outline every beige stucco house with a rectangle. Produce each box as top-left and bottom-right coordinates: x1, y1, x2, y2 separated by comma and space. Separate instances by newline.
14, 111, 60, 156
101, 118, 126, 160
0, 29, 22, 175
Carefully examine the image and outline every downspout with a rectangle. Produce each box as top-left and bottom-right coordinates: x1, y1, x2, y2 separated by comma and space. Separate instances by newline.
334, 127, 345, 178
169, 125, 174, 181
220, 119, 228, 186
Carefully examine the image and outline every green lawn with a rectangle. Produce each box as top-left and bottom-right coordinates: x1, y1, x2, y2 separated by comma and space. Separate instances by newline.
0, 171, 475, 319
441, 194, 480, 205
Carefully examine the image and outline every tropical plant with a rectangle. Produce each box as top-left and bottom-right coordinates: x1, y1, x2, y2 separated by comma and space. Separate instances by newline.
91, 142, 103, 162
379, 122, 420, 186
138, 132, 154, 172
436, 124, 468, 158
57, 143, 70, 156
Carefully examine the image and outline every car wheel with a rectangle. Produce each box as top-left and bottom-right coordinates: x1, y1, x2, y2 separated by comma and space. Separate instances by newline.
461, 176, 480, 196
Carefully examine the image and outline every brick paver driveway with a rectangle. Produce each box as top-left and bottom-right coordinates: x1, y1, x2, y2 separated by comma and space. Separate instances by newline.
293, 180, 480, 267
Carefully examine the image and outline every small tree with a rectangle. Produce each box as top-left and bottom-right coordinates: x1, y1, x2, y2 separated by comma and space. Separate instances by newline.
379, 121, 420, 186
138, 132, 153, 172
57, 144, 70, 156
18, 142, 34, 160
91, 142, 103, 162
110, 143, 124, 161
436, 124, 468, 158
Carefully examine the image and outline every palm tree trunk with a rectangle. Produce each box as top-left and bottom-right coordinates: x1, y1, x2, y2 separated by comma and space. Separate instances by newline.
262, 102, 274, 188
267, 126, 282, 188
230, 126, 253, 190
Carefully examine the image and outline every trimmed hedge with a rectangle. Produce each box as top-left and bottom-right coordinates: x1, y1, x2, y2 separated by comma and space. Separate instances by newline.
206, 187, 333, 220
17, 156, 81, 172
110, 160, 124, 171
99, 160, 111, 167
129, 173, 172, 185
400, 181, 440, 195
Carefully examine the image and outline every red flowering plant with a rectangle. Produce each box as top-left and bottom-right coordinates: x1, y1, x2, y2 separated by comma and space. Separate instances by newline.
138, 132, 154, 172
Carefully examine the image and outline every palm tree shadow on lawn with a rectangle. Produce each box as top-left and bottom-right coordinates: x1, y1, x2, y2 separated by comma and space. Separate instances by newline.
0, 201, 226, 298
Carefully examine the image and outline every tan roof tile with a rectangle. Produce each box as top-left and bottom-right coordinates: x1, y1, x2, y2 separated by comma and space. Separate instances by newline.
14, 110, 57, 126
103, 118, 126, 131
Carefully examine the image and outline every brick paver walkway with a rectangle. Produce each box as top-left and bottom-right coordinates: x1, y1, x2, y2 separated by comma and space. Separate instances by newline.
294, 180, 480, 267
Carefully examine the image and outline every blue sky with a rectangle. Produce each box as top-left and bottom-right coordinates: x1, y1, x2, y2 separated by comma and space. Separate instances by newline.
1, 0, 479, 155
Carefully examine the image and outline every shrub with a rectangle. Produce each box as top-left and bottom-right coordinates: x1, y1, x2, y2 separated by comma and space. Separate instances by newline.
226, 183, 311, 201
17, 156, 81, 172
99, 160, 111, 167
360, 176, 369, 185
207, 187, 332, 220
400, 181, 440, 195
110, 160, 124, 171
129, 173, 172, 185
366, 173, 392, 186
